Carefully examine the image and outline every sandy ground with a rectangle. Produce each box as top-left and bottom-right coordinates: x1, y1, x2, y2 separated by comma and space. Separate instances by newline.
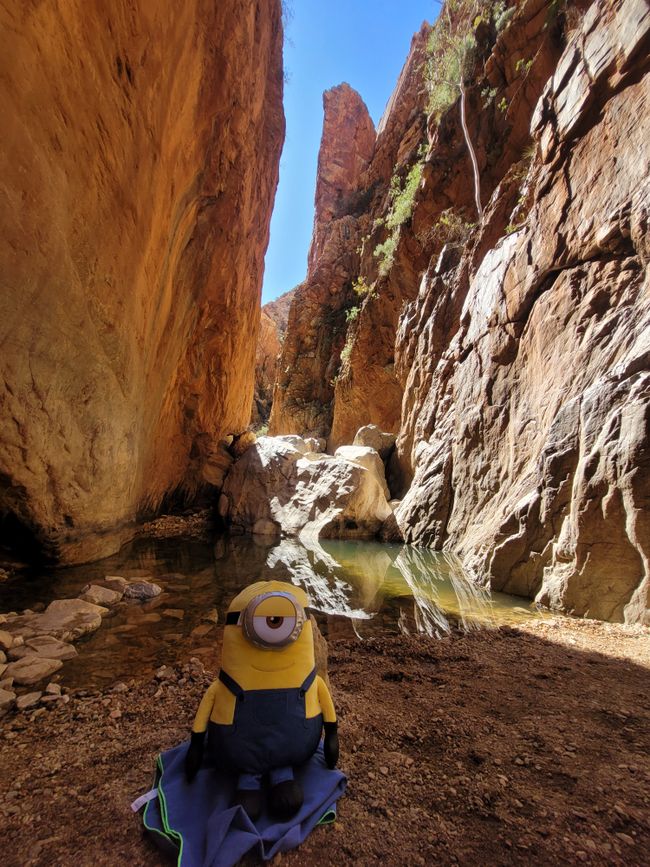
1, 617, 649, 866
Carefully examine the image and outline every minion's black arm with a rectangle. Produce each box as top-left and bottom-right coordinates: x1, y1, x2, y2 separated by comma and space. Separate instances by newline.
185, 730, 206, 782
323, 721, 339, 769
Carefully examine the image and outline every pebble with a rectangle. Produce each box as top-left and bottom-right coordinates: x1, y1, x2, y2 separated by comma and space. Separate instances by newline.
16, 691, 42, 711
45, 682, 62, 696
616, 833, 634, 846
380, 766, 389, 776
109, 709, 122, 720
162, 609, 185, 620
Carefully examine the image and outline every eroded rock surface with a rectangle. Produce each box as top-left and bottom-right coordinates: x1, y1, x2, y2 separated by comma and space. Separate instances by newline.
392, 0, 650, 623
220, 436, 391, 540
0, 0, 284, 563
269, 84, 376, 439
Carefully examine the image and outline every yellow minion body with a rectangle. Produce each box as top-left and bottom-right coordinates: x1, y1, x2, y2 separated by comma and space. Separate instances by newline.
192, 581, 336, 732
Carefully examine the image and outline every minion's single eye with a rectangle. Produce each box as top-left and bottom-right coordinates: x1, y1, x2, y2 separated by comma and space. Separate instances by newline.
252, 615, 297, 645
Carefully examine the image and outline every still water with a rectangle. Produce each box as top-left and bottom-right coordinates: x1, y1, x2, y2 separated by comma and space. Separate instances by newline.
0, 536, 543, 688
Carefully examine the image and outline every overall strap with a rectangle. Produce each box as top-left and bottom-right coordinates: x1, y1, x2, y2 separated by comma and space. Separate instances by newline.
299, 668, 317, 695
218, 669, 244, 699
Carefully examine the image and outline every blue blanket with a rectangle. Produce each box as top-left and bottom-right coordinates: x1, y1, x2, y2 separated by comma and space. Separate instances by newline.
140, 742, 347, 867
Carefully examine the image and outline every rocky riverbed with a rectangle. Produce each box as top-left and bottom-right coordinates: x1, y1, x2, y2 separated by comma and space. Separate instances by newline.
1, 617, 648, 866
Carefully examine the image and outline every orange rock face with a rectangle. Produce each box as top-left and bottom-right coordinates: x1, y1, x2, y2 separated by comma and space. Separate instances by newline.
251, 310, 282, 428
0, 1, 284, 563
269, 84, 376, 440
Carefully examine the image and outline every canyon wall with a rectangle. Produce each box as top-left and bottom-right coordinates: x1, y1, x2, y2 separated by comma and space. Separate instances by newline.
268, 83, 377, 439
0, 0, 284, 563
251, 288, 295, 428
273, 0, 649, 623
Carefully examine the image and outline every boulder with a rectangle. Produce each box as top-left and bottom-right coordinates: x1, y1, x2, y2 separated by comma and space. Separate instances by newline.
353, 425, 397, 462
335, 445, 390, 499
5, 656, 63, 686
221, 436, 391, 540
273, 435, 311, 453
304, 437, 327, 453
201, 442, 235, 489
79, 584, 124, 606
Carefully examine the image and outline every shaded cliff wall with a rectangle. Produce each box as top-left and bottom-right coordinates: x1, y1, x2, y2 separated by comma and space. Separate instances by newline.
391, 0, 649, 624
0, 0, 284, 563
271, 0, 649, 623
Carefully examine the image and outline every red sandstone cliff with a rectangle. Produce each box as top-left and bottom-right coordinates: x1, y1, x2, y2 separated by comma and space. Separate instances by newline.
0, 0, 284, 563
269, 0, 649, 623
269, 83, 376, 438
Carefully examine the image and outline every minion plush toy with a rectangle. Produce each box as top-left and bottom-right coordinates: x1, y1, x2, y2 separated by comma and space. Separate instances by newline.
185, 581, 339, 821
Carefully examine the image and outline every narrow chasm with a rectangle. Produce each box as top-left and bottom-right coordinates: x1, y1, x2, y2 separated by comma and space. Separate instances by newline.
1, 0, 649, 864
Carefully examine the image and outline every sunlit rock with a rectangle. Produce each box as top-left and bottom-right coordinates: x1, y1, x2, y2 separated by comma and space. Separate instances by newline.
221, 436, 391, 541
353, 426, 397, 461
5, 655, 63, 686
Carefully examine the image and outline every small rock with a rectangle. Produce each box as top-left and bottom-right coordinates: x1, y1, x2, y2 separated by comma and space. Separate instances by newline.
0, 650, 5, 663
16, 691, 42, 711
109, 708, 122, 720
45, 682, 62, 696
202, 609, 219, 624
162, 609, 185, 620
123, 581, 162, 601
79, 584, 123, 606
0, 677, 14, 691
112, 682, 129, 693
191, 624, 214, 639
0, 629, 14, 651
0, 662, 7, 678
380, 766, 389, 776
616, 833, 634, 846
0, 687, 16, 716
5, 655, 64, 686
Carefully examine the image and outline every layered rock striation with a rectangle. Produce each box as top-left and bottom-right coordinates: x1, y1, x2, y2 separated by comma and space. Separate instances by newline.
269, 83, 377, 439
272, 0, 649, 623
0, 1, 285, 563
251, 287, 295, 428
392, 0, 650, 623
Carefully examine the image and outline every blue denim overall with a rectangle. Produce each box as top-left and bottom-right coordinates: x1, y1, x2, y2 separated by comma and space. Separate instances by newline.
207, 667, 323, 790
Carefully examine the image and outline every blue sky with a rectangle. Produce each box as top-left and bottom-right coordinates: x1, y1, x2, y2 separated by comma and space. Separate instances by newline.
262, 1, 436, 304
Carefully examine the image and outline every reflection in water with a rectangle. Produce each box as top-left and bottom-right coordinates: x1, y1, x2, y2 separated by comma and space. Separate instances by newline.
0, 534, 541, 688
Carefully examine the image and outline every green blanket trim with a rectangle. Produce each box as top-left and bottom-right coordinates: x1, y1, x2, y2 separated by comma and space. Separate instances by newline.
142, 753, 337, 862
142, 755, 184, 866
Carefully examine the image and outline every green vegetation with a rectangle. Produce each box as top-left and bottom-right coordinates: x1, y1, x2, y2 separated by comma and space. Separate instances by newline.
497, 96, 508, 113
373, 161, 423, 275
352, 276, 375, 298
253, 422, 269, 437
345, 306, 360, 323
515, 57, 533, 76
432, 208, 476, 246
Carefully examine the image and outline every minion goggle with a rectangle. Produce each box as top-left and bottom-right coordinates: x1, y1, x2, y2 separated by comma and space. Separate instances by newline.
225, 591, 313, 649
